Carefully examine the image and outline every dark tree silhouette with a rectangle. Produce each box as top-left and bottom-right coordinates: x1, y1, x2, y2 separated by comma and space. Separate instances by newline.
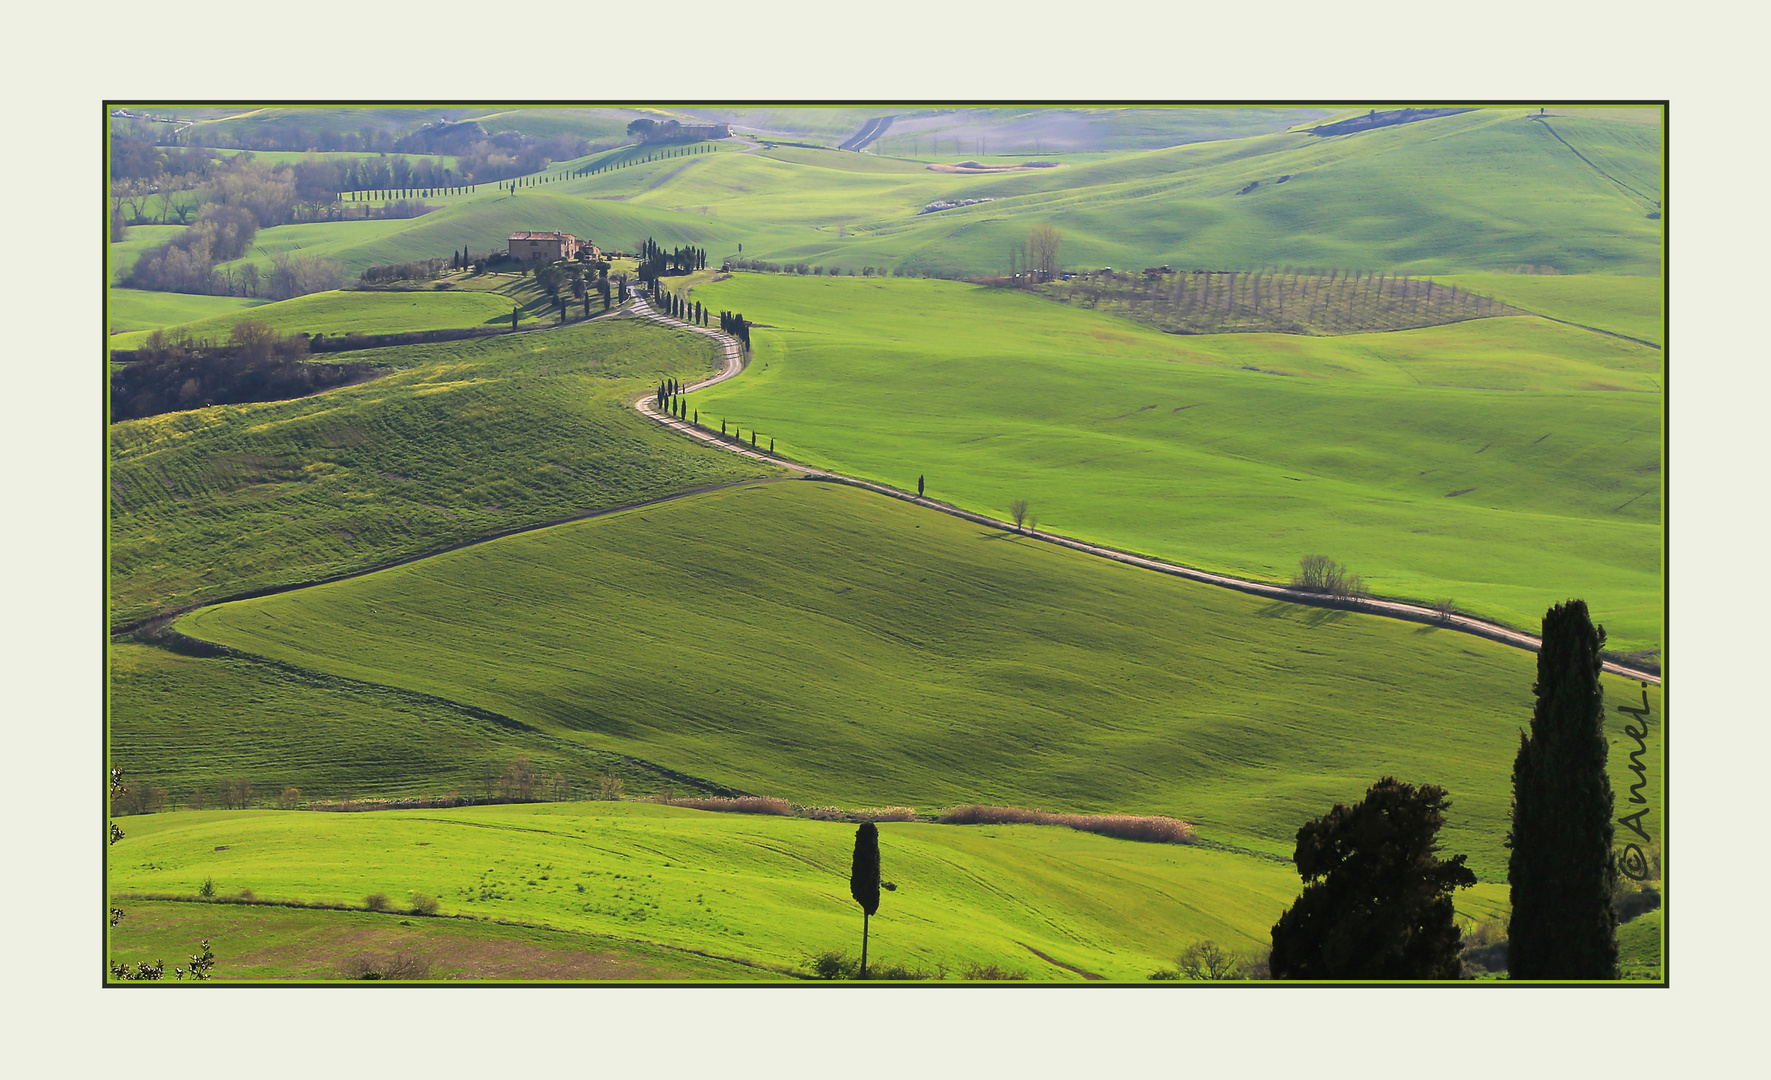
850, 822, 882, 978
918, 475, 925, 498
1507, 599, 1619, 979
1270, 777, 1476, 979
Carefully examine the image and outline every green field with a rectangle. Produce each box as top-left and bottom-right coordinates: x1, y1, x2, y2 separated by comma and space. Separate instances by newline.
108, 315, 781, 626
212, 147, 462, 170
108, 104, 1668, 985
175, 480, 1663, 881
108, 287, 268, 336
108, 288, 518, 349
107, 637, 729, 808
109, 801, 1479, 981
190, 107, 1659, 283
1438, 273, 1664, 346
685, 274, 1663, 652
105, 894, 764, 981
109, 227, 186, 285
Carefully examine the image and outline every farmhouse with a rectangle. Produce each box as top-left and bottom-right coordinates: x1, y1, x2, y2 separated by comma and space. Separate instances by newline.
509, 231, 588, 263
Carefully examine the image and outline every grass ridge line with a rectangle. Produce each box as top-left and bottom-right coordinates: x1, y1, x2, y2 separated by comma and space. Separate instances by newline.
110, 476, 796, 637
127, 627, 757, 800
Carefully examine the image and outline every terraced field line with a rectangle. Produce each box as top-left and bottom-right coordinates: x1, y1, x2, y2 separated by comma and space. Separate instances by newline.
626, 290, 1662, 686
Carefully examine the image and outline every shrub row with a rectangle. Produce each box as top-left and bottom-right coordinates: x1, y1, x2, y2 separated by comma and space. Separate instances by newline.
660, 795, 793, 816
936, 804, 1196, 845
797, 805, 919, 823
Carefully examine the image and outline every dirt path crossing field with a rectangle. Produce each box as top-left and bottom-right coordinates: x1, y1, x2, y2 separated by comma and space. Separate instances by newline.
624, 290, 1662, 686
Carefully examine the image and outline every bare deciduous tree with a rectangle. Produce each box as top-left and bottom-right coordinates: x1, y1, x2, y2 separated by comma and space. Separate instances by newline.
1010, 499, 1030, 532
1027, 224, 1062, 283
1176, 939, 1241, 980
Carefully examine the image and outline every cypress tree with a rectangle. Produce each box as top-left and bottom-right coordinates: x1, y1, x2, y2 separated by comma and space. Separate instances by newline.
849, 823, 882, 978
1507, 599, 1619, 979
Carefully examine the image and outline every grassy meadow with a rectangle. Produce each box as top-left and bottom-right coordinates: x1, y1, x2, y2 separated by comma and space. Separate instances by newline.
107, 638, 739, 808
108, 226, 186, 285
108, 288, 268, 336
685, 274, 1663, 652
175, 480, 1664, 882
1437, 273, 1664, 346
106, 895, 765, 981
107, 800, 1456, 981
107, 288, 518, 350
108, 315, 781, 626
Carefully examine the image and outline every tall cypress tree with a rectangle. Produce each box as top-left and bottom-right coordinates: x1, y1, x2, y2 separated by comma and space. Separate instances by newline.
1507, 599, 1619, 979
849, 823, 881, 978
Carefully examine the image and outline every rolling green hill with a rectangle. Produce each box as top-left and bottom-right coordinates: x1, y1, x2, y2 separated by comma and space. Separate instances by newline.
189, 106, 1659, 284
106, 895, 765, 981
1437, 273, 1664, 346
175, 480, 1663, 881
108, 289, 518, 350
108, 288, 269, 336
686, 274, 1663, 653
108, 801, 1502, 981
108, 316, 781, 626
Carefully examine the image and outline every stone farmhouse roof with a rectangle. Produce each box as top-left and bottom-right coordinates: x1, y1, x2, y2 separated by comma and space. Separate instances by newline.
509, 231, 574, 241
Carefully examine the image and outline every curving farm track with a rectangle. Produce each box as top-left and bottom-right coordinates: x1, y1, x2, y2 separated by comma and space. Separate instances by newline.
623, 290, 1662, 686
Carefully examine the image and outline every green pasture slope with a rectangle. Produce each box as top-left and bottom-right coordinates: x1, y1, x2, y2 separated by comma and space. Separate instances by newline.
107, 638, 726, 808
109, 226, 185, 285
106, 895, 762, 981
1438, 273, 1664, 347
177, 481, 1664, 883
108, 316, 781, 627
108, 288, 267, 337
196, 107, 1659, 283
687, 275, 1664, 653
108, 289, 517, 350
105, 801, 1426, 981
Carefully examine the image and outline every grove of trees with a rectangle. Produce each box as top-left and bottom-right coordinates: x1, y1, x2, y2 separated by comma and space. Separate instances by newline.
111, 321, 372, 422
1040, 267, 1520, 336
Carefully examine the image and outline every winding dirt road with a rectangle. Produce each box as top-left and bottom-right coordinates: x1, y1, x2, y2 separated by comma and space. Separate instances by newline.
623, 291, 1662, 686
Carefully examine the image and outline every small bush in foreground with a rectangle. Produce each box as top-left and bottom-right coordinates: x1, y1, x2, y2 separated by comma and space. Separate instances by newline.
364, 893, 391, 912
1176, 939, 1240, 980
110, 940, 215, 982
340, 952, 433, 981
804, 950, 929, 981
408, 893, 440, 916
961, 962, 1029, 981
